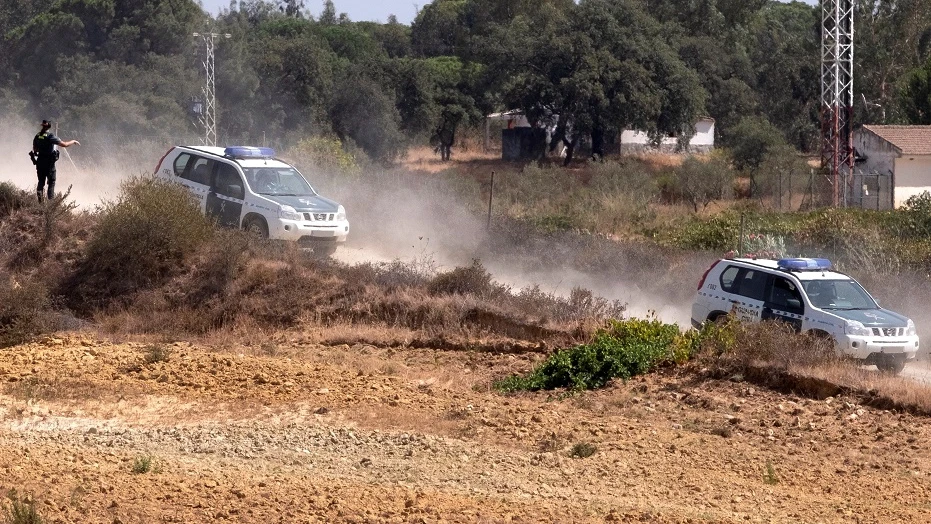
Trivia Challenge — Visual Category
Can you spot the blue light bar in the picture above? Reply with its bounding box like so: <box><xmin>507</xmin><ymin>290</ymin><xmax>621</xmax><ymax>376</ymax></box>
<box><xmin>777</xmin><ymin>258</ymin><xmax>832</xmax><ymax>271</ymax></box>
<box><xmin>224</xmin><ymin>146</ymin><xmax>275</xmax><ymax>158</ymax></box>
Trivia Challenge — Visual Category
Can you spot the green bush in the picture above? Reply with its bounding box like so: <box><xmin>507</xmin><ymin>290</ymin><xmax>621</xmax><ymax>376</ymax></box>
<box><xmin>63</xmin><ymin>176</ymin><xmax>212</xmax><ymax>310</ymax></box>
<box><xmin>496</xmin><ymin>317</ymin><xmax>701</xmax><ymax>392</ymax></box>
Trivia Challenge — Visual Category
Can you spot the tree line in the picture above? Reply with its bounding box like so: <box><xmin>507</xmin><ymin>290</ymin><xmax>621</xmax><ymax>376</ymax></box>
<box><xmin>1</xmin><ymin>0</ymin><xmax>930</xmax><ymax>163</ymax></box>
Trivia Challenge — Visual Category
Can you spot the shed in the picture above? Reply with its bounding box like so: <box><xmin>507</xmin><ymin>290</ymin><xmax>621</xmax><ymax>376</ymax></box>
<box><xmin>854</xmin><ymin>125</ymin><xmax>931</xmax><ymax>208</ymax></box>
<box><xmin>619</xmin><ymin>117</ymin><xmax>715</xmax><ymax>154</ymax></box>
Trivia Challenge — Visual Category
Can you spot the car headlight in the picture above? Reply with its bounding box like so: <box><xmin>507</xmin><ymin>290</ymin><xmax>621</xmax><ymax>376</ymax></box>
<box><xmin>278</xmin><ymin>205</ymin><xmax>301</xmax><ymax>221</ymax></box>
<box><xmin>907</xmin><ymin>319</ymin><xmax>918</xmax><ymax>336</ymax></box>
<box><xmin>336</xmin><ymin>205</ymin><xmax>347</xmax><ymax>222</ymax></box>
<box><xmin>845</xmin><ymin>320</ymin><xmax>872</xmax><ymax>337</ymax></box>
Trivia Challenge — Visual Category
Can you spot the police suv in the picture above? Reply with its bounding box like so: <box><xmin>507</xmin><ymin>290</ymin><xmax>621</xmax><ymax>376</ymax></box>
<box><xmin>154</xmin><ymin>146</ymin><xmax>349</xmax><ymax>256</ymax></box>
<box><xmin>691</xmin><ymin>257</ymin><xmax>919</xmax><ymax>374</ymax></box>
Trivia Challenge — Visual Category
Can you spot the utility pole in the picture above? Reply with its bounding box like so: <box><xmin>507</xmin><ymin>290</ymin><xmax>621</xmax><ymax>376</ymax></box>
<box><xmin>192</xmin><ymin>31</ymin><xmax>231</xmax><ymax>147</ymax></box>
<box><xmin>820</xmin><ymin>0</ymin><xmax>855</xmax><ymax>208</ymax></box>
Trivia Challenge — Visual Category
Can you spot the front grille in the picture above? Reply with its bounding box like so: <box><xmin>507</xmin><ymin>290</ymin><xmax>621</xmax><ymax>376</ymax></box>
<box><xmin>872</xmin><ymin>327</ymin><xmax>904</xmax><ymax>337</ymax></box>
<box><xmin>303</xmin><ymin>212</ymin><xmax>335</xmax><ymax>222</ymax></box>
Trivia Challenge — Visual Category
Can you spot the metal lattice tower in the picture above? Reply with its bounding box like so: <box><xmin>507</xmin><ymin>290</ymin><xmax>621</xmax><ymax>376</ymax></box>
<box><xmin>820</xmin><ymin>0</ymin><xmax>855</xmax><ymax>207</ymax></box>
<box><xmin>193</xmin><ymin>32</ymin><xmax>231</xmax><ymax>147</ymax></box>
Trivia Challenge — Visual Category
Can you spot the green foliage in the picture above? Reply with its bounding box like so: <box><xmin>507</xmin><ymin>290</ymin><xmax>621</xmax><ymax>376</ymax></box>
<box><xmin>496</xmin><ymin>317</ymin><xmax>693</xmax><ymax>392</ymax></box>
<box><xmin>131</xmin><ymin>454</ymin><xmax>159</xmax><ymax>474</ymax></box>
<box><xmin>728</xmin><ymin>116</ymin><xmax>787</xmax><ymax>172</ymax></box>
<box><xmin>289</xmin><ymin>136</ymin><xmax>363</xmax><ymax>178</ymax></box>
<box><xmin>3</xmin><ymin>490</ymin><xmax>42</xmax><ymax>524</ymax></box>
<box><xmin>764</xmin><ymin>460</ymin><xmax>779</xmax><ymax>485</ymax></box>
<box><xmin>64</xmin><ymin>177</ymin><xmax>212</xmax><ymax>311</ymax></box>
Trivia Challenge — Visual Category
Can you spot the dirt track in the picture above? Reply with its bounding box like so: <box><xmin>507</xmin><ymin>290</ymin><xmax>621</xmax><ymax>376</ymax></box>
<box><xmin>2</xmin><ymin>335</ymin><xmax>931</xmax><ymax>523</ymax></box>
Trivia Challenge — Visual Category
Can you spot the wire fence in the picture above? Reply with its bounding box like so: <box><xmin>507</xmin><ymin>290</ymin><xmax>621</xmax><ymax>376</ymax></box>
<box><xmin>754</xmin><ymin>168</ymin><xmax>892</xmax><ymax>211</ymax></box>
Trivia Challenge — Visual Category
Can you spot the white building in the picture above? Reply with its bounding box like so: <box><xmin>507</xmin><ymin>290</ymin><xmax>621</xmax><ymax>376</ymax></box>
<box><xmin>854</xmin><ymin>125</ymin><xmax>931</xmax><ymax>208</ymax></box>
<box><xmin>619</xmin><ymin>117</ymin><xmax>715</xmax><ymax>154</ymax></box>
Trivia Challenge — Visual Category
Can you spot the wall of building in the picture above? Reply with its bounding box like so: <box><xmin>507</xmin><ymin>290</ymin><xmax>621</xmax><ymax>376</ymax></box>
<box><xmin>893</xmin><ymin>156</ymin><xmax>931</xmax><ymax>206</ymax></box>
<box><xmin>853</xmin><ymin>130</ymin><xmax>897</xmax><ymax>178</ymax></box>
<box><xmin>619</xmin><ymin>119</ymin><xmax>715</xmax><ymax>152</ymax></box>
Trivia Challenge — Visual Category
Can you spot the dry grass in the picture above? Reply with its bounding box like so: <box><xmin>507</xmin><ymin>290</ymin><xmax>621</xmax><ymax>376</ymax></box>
<box><xmin>402</xmin><ymin>146</ymin><xmax>500</xmax><ymax>174</ymax></box>
<box><xmin>701</xmin><ymin>319</ymin><xmax>931</xmax><ymax>415</ymax></box>
<box><xmin>787</xmin><ymin>361</ymin><xmax>931</xmax><ymax>414</ymax></box>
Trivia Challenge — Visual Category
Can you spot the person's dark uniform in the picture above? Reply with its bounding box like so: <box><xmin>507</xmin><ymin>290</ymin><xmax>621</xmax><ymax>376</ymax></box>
<box><xmin>31</xmin><ymin>119</ymin><xmax>79</xmax><ymax>202</ymax></box>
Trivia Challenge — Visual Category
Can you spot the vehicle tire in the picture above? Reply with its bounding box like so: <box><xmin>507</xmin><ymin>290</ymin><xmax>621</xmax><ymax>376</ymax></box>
<box><xmin>243</xmin><ymin>216</ymin><xmax>269</xmax><ymax>239</ymax></box>
<box><xmin>876</xmin><ymin>355</ymin><xmax>906</xmax><ymax>376</ymax></box>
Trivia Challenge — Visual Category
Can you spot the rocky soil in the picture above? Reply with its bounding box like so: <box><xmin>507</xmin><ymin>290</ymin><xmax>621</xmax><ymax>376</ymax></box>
<box><xmin>1</xmin><ymin>334</ymin><xmax>931</xmax><ymax>523</ymax></box>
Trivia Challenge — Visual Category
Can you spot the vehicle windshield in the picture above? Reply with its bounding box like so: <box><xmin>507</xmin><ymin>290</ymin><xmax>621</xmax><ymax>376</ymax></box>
<box><xmin>243</xmin><ymin>167</ymin><xmax>317</xmax><ymax>196</ymax></box>
<box><xmin>802</xmin><ymin>279</ymin><xmax>878</xmax><ymax>310</ymax></box>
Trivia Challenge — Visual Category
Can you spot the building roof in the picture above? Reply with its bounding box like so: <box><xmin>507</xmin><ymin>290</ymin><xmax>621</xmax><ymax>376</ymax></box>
<box><xmin>861</xmin><ymin>125</ymin><xmax>931</xmax><ymax>155</ymax></box>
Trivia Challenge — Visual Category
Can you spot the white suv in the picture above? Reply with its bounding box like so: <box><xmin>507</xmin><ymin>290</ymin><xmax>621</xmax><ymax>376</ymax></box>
<box><xmin>691</xmin><ymin>257</ymin><xmax>919</xmax><ymax>374</ymax></box>
<box><xmin>154</xmin><ymin>146</ymin><xmax>349</xmax><ymax>256</ymax></box>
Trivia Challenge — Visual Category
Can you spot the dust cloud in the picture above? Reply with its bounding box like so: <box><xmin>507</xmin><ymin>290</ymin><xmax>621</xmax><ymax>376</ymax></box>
<box><xmin>324</xmin><ymin>167</ymin><xmax>704</xmax><ymax>327</ymax></box>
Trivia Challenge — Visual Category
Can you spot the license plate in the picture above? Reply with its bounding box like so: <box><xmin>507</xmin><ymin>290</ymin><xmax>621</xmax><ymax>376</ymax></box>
<box><xmin>881</xmin><ymin>346</ymin><xmax>905</xmax><ymax>353</ymax></box>
<box><xmin>310</xmin><ymin>230</ymin><xmax>336</xmax><ymax>237</ymax></box>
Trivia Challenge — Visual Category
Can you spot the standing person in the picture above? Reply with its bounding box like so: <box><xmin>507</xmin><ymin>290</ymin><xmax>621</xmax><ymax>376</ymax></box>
<box><xmin>31</xmin><ymin>119</ymin><xmax>80</xmax><ymax>202</ymax></box>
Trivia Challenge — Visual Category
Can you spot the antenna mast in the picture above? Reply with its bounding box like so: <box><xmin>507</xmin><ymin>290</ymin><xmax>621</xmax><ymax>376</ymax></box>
<box><xmin>820</xmin><ymin>0</ymin><xmax>855</xmax><ymax>207</ymax></box>
<box><xmin>193</xmin><ymin>32</ymin><xmax>231</xmax><ymax>147</ymax></box>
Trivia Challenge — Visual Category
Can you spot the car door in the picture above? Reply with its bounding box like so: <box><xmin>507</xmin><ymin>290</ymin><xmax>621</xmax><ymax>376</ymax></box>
<box><xmin>727</xmin><ymin>268</ymin><xmax>768</xmax><ymax>323</ymax></box>
<box><xmin>762</xmin><ymin>276</ymin><xmax>804</xmax><ymax>332</ymax></box>
<box><xmin>176</xmin><ymin>154</ymin><xmax>212</xmax><ymax>213</ymax></box>
<box><xmin>206</xmin><ymin>162</ymin><xmax>245</xmax><ymax>228</ymax></box>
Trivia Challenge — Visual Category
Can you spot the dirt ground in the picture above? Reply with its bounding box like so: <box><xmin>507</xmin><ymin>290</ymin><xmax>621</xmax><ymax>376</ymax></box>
<box><xmin>1</xmin><ymin>334</ymin><xmax>931</xmax><ymax>523</ymax></box>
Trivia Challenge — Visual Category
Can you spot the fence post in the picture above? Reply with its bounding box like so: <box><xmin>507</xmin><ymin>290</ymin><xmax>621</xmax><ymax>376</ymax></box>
<box><xmin>487</xmin><ymin>171</ymin><xmax>495</xmax><ymax>230</ymax></box>
<box><xmin>738</xmin><ymin>213</ymin><xmax>745</xmax><ymax>255</ymax></box>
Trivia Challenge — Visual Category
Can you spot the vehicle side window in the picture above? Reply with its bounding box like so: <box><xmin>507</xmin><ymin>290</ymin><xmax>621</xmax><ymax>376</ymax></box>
<box><xmin>215</xmin><ymin>163</ymin><xmax>245</xmax><ymax>199</ymax></box>
<box><xmin>173</xmin><ymin>153</ymin><xmax>192</xmax><ymax>177</ymax></box>
<box><xmin>182</xmin><ymin>157</ymin><xmax>213</xmax><ymax>185</ymax></box>
<box><xmin>769</xmin><ymin>277</ymin><xmax>804</xmax><ymax>313</ymax></box>
<box><xmin>736</xmin><ymin>269</ymin><xmax>768</xmax><ymax>301</ymax></box>
<box><xmin>719</xmin><ymin>266</ymin><xmax>740</xmax><ymax>292</ymax></box>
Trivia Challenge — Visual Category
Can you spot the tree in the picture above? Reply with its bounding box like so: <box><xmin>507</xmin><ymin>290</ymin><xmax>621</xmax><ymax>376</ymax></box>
<box><xmin>676</xmin><ymin>154</ymin><xmax>734</xmax><ymax>212</ymax></box>
<box><xmin>318</xmin><ymin>0</ymin><xmax>336</xmax><ymax>24</ymax></box>
<box><xmin>900</xmin><ymin>57</ymin><xmax>931</xmax><ymax>124</ymax></box>
<box><xmin>728</xmin><ymin>115</ymin><xmax>786</xmax><ymax>172</ymax></box>
<box><xmin>498</xmin><ymin>0</ymin><xmax>706</xmax><ymax>164</ymax></box>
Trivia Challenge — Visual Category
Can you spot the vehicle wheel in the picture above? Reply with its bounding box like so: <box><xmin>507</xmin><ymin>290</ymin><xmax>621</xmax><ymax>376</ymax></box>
<box><xmin>243</xmin><ymin>217</ymin><xmax>269</xmax><ymax>239</ymax></box>
<box><xmin>876</xmin><ymin>355</ymin><xmax>906</xmax><ymax>376</ymax></box>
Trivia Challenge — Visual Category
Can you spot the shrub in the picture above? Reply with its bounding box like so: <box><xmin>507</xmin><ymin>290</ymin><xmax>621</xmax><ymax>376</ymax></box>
<box><xmin>428</xmin><ymin>259</ymin><xmax>499</xmax><ymax>297</ymax></box>
<box><xmin>727</xmin><ymin>116</ymin><xmax>786</xmax><ymax>172</ymax></box>
<box><xmin>569</xmin><ymin>442</ymin><xmax>597</xmax><ymax>458</ymax></box>
<box><xmin>675</xmin><ymin>155</ymin><xmax>734</xmax><ymax>212</ymax></box>
<box><xmin>288</xmin><ymin>136</ymin><xmax>363</xmax><ymax>179</ymax></box>
<box><xmin>142</xmin><ymin>344</ymin><xmax>172</xmax><ymax>364</ymax></box>
<box><xmin>63</xmin><ymin>176</ymin><xmax>212</xmax><ymax>310</ymax></box>
<box><xmin>0</xmin><ymin>271</ymin><xmax>54</xmax><ymax>348</ymax></box>
<box><xmin>496</xmin><ymin>317</ymin><xmax>688</xmax><ymax>391</ymax></box>
<box><xmin>131</xmin><ymin>454</ymin><xmax>159</xmax><ymax>474</ymax></box>
<box><xmin>3</xmin><ymin>490</ymin><xmax>42</xmax><ymax>524</ymax></box>
<box><xmin>0</xmin><ymin>182</ymin><xmax>31</xmax><ymax>219</ymax></box>
<box><xmin>695</xmin><ymin>316</ymin><xmax>836</xmax><ymax>371</ymax></box>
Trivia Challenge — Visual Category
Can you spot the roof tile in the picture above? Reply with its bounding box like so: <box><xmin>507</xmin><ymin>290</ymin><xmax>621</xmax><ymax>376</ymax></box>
<box><xmin>861</xmin><ymin>125</ymin><xmax>931</xmax><ymax>155</ymax></box>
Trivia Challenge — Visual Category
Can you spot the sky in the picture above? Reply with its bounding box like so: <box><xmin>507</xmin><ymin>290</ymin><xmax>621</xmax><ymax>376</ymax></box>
<box><xmin>200</xmin><ymin>0</ymin><xmax>818</xmax><ymax>26</ymax></box>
